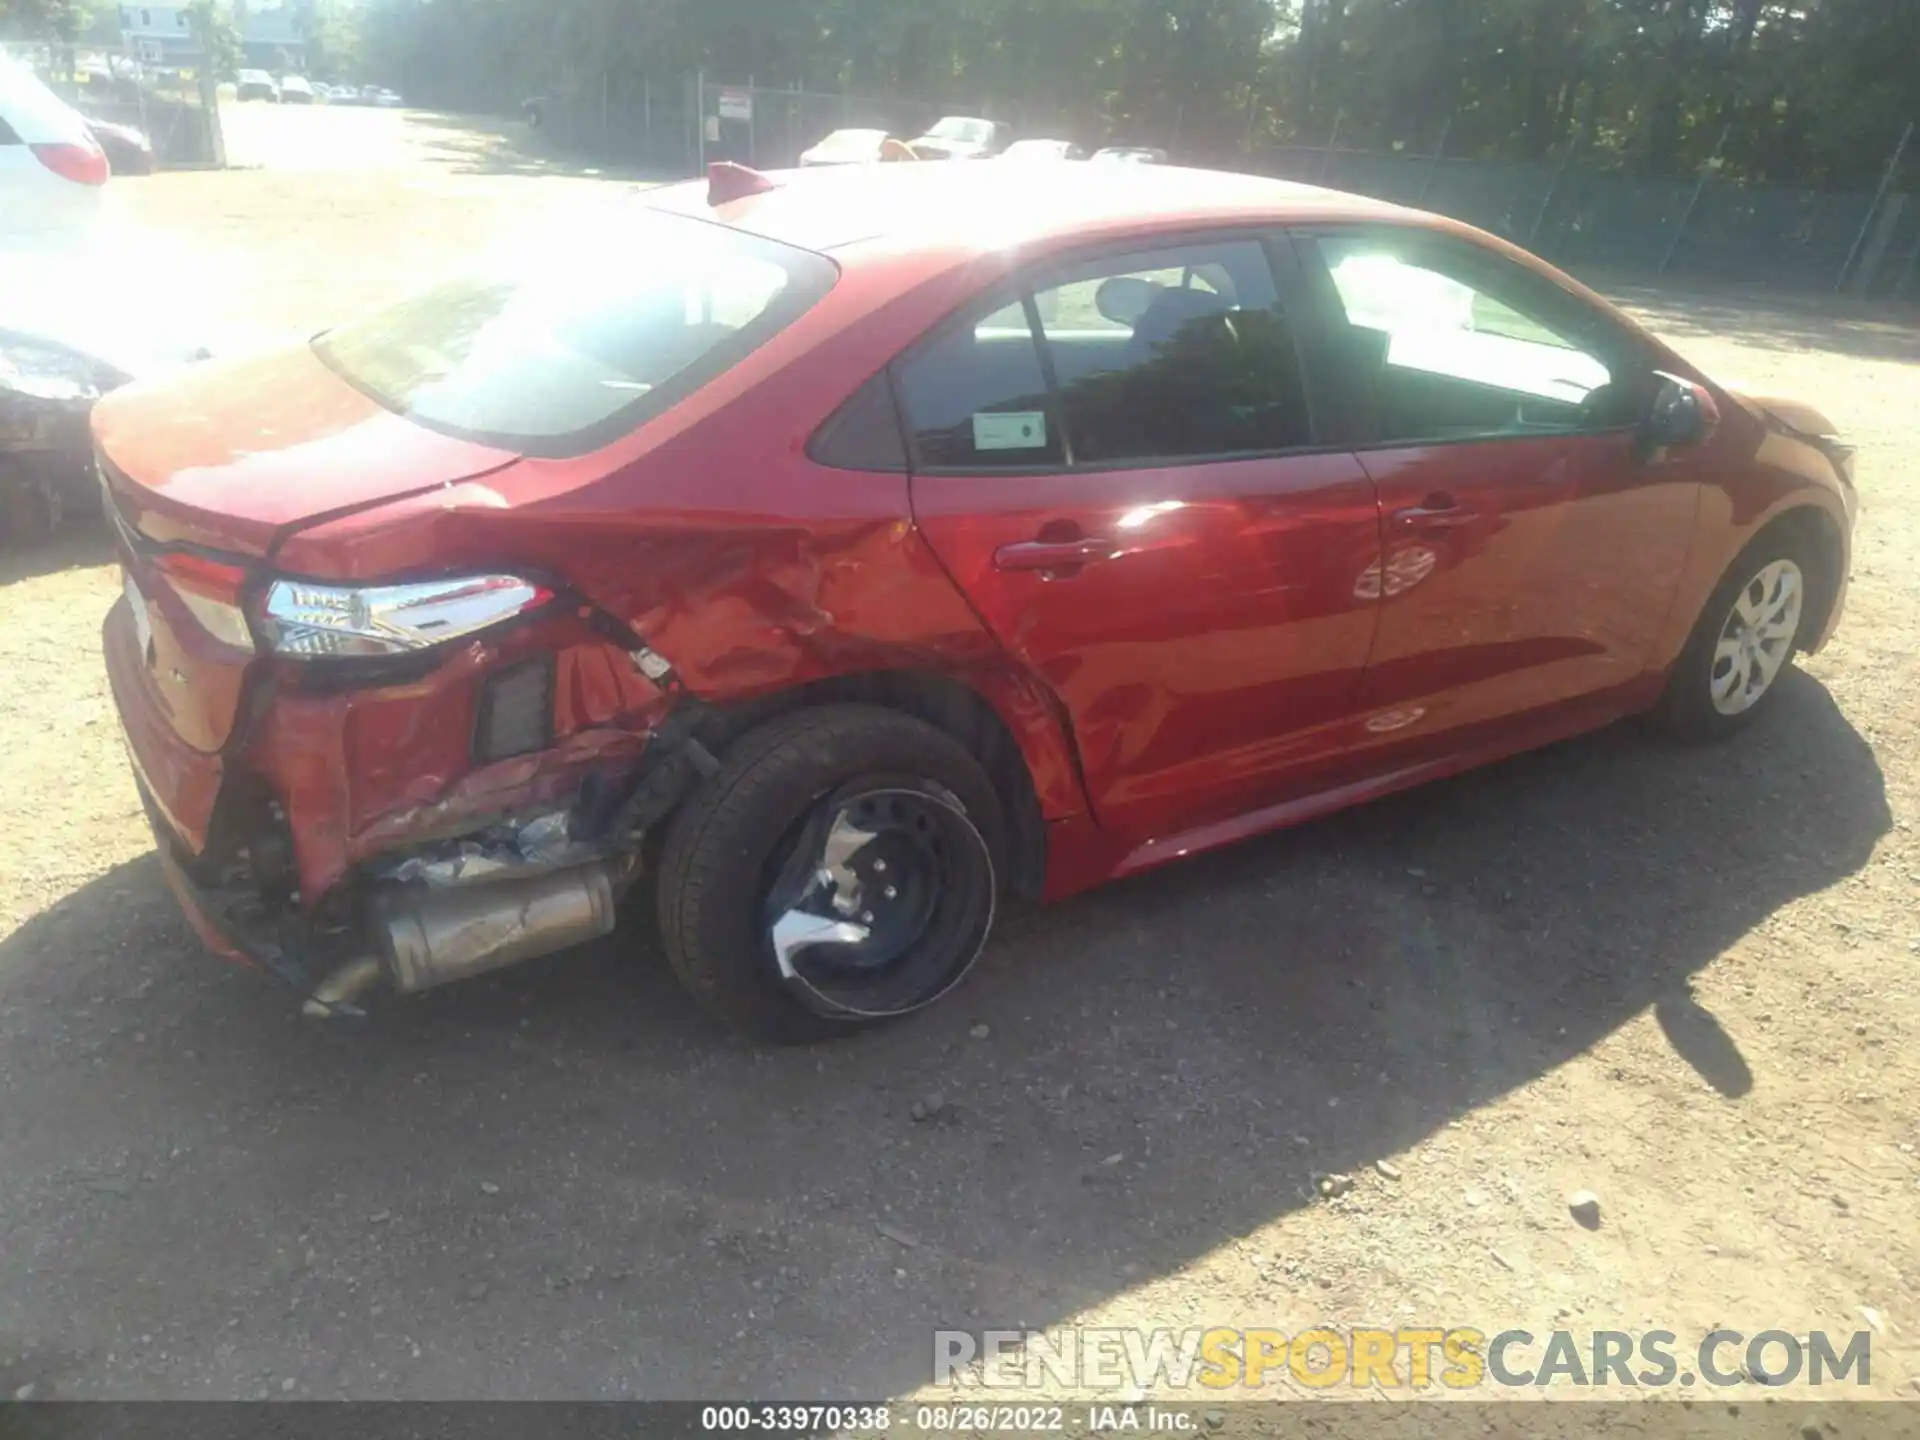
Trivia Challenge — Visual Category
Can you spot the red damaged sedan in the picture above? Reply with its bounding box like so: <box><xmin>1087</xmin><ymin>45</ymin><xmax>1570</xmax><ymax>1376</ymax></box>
<box><xmin>95</xmin><ymin>161</ymin><xmax>1856</xmax><ymax>1041</ymax></box>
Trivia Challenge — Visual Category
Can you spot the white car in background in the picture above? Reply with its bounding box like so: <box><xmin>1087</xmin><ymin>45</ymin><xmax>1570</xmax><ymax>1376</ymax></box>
<box><xmin>798</xmin><ymin>128</ymin><xmax>920</xmax><ymax>166</ymax></box>
<box><xmin>0</xmin><ymin>54</ymin><xmax>109</xmax><ymax>252</ymax></box>
<box><xmin>1001</xmin><ymin>138</ymin><xmax>1087</xmax><ymax>161</ymax></box>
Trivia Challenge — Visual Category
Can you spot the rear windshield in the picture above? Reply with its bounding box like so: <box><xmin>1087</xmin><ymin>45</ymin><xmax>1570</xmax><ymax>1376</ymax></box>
<box><xmin>312</xmin><ymin>207</ymin><xmax>838</xmax><ymax>457</ymax></box>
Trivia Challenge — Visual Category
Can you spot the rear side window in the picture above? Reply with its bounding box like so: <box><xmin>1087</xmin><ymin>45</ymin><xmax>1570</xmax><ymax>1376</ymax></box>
<box><xmin>893</xmin><ymin>290</ymin><xmax>1065</xmax><ymax>470</ymax></box>
<box><xmin>894</xmin><ymin>237</ymin><xmax>1312</xmax><ymax>472</ymax></box>
<box><xmin>808</xmin><ymin>369</ymin><xmax>908</xmax><ymax>472</ymax></box>
<box><xmin>312</xmin><ymin>208</ymin><xmax>837</xmax><ymax>458</ymax></box>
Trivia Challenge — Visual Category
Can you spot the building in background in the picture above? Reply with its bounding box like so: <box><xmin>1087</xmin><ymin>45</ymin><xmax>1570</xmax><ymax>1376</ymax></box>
<box><xmin>117</xmin><ymin>1</ymin><xmax>312</xmax><ymax>72</ymax></box>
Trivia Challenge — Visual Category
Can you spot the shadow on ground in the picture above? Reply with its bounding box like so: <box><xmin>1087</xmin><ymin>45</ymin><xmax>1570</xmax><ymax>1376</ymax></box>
<box><xmin>0</xmin><ymin>671</ymin><xmax>1889</xmax><ymax>1398</ymax></box>
<box><xmin>1601</xmin><ymin>274</ymin><xmax>1920</xmax><ymax>366</ymax></box>
<box><xmin>0</xmin><ymin>524</ymin><xmax>115</xmax><ymax>588</ymax></box>
<box><xmin>400</xmin><ymin>109</ymin><xmax>677</xmax><ymax>184</ymax></box>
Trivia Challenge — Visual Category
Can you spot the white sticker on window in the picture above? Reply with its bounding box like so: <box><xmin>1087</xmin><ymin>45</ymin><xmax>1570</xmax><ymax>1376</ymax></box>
<box><xmin>973</xmin><ymin>411</ymin><xmax>1048</xmax><ymax>451</ymax></box>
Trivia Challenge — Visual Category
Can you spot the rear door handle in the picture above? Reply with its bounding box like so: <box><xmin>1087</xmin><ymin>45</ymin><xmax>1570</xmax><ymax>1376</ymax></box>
<box><xmin>1390</xmin><ymin>502</ymin><xmax>1475</xmax><ymax>532</ymax></box>
<box><xmin>993</xmin><ymin>537</ymin><xmax>1116</xmax><ymax>571</ymax></box>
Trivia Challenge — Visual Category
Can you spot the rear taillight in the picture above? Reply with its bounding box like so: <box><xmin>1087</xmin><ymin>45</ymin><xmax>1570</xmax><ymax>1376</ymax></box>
<box><xmin>153</xmin><ymin>552</ymin><xmax>255</xmax><ymax>650</ymax></box>
<box><xmin>258</xmin><ymin>574</ymin><xmax>553</xmax><ymax>659</ymax></box>
<box><xmin>31</xmin><ymin>140</ymin><xmax>109</xmax><ymax>187</ymax></box>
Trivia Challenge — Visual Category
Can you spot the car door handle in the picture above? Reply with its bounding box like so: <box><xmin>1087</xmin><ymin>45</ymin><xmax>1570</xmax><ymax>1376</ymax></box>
<box><xmin>993</xmin><ymin>537</ymin><xmax>1115</xmax><ymax>571</ymax></box>
<box><xmin>1390</xmin><ymin>502</ymin><xmax>1476</xmax><ymax>531</ymax></box>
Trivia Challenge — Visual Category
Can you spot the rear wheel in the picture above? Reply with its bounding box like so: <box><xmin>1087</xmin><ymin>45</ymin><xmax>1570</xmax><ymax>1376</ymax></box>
<box><xmin>1654</xmin><ymin>528</ymin><xmax>1817</xmax><ymax>742</ymax></box>
<box><xmin>655</xmin><ymin>705</ymin><xmax>1004</xmax><ymax>1044</ymax></box>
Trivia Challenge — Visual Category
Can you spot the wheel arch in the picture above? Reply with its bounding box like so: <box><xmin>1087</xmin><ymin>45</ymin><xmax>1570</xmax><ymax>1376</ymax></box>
<box><xmin>1742</xmin><ymin>503</ymin><xmax>1847</xmax><ymax>653</ymax></box>
<box><xmin>682</xmin><ymin>668</ymin><xmax>1073</xmax><ymax>900</ymax></box>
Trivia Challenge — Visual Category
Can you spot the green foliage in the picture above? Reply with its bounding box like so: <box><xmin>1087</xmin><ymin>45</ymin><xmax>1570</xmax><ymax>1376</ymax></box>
<box><xmin>350</xmin><ymin>0</ymin><xmax>1919</xmax><ymax>186</ymax></box>
<box><xmin>304</xmin><ymin>0</ymin><xmax>362</xmax><ymax>81</ymax></box>
<box><xmin>0</xmin><ymin>0</ymin><xmax>86</xmax><ymax>41</ymax></box>
<box><xmin>184</xmin><ymin>0</ymin><xmax>241</xmax><ymax>81</ymax></box>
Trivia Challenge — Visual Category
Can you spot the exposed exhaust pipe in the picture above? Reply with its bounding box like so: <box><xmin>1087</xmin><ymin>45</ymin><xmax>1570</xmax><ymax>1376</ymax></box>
<box><xmin>376</xmin><ymin>864</ymin><xmax>617</xmax><ymax>994</ymax></box>
<box><xmin>301</xmin><ymin>954</ymin><xmax>385</xmax><ymax>1017</ymax></box>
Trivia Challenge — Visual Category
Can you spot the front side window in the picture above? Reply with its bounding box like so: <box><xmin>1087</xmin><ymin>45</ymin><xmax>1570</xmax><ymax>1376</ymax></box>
<box><xmin>1308</xmin><ymin>231</ymin><xmax>1643</xmax><ymax>444</ymax></box>
<box><xmin>896</xmin><ymin>237</ymin><xmax>1311</xmax><ymax>471</ymax></box>
<box><xmin>313</xmin><ymin>208</ymin><xmax>836</xmax><ymax>457</ymax></box>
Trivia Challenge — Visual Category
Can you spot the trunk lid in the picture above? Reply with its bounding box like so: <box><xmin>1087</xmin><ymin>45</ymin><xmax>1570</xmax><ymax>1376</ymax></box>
<box><xmin>92</xmin><ymin>341</ymin><xmax>519</xmax><ymax>556</ymax></box>
<box><xmin>96</xmin><ymin>342</ymin><xmax>520</xmax><ymax>755</ymax></box>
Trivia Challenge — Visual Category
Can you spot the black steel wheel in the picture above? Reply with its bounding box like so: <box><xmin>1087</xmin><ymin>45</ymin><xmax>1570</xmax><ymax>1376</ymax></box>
<box><xmin>656</xmin><ymin>705</ymin><xmax>1006</xmax><ymax>1044</ymax></box>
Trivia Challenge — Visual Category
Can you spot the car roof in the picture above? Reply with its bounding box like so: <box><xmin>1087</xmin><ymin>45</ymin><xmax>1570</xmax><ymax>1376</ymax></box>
<box><xmin>645</xmin><ymin>161</ymin><xmax>1421</xmax><ymax>260</ymax></box>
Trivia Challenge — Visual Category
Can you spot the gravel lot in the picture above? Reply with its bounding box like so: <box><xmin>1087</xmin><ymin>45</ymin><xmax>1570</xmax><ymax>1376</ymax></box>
<box><xmin>1</xmin><ymin>106</ymin><xmax>1916</xmax><ymax>1406</ymax></box>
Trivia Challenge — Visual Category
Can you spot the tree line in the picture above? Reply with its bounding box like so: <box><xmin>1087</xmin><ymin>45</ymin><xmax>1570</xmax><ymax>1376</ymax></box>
<box><xmin>7</xmin><ymin>0</ymin><xmax>1915</xmax><ymax>188</ymax></box>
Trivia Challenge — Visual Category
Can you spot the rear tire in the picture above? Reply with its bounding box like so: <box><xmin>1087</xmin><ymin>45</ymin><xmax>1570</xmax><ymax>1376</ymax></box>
<box><xmin>655</xmin><ymin>705</ymin><xmax>1006</xmax><ymax>1044</ymax></box>
<box><xmin>1653</xmin><ymin>526</ymin><xmax>1820</xmax><ymax>743</ymax></box>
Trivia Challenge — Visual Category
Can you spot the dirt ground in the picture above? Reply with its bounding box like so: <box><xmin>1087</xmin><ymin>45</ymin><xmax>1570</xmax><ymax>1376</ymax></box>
<box><xmin>0</xmin><ymin>107</ymin><xmax>1916</xmax><ymax>1409</ymax></box>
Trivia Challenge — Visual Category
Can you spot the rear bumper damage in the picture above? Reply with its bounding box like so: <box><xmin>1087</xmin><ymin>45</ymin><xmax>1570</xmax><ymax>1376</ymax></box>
<box><xmin>107</xmin><ymin>594</ymin><xmax>719</xmax><ymax>1016</ymax></box>
<box><xmin>138</xmin><ymin>777</ymin><xmax>628</xmax><ymax>1015</ymax></box>
<box><xmin>134</xmin><ymin>730</ymin><xmax>717</xmax><ymax>1016</ymax></box>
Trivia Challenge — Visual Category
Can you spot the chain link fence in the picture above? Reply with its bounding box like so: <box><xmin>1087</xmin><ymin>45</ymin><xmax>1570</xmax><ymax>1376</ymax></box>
<box><xmin>534</xmin><ymin>73</ymin><xmax>974</xmax><ymax>174</ymax></box>
<box><xmin>3</xmin><ymin>39</ymin><xmax>220</xmax><ymax>168</ymax></box>
<box><xmin>495</xmin><ymin>71</ymin><xmax>1920</xmax><ymax>300</ymax></box>
<box><xmin>1251</xmin><ymin>141</ymin><xmax>1917</xmax><ymax>297</ymax></box>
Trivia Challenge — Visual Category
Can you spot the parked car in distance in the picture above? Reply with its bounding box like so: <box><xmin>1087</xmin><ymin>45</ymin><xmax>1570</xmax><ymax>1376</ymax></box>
<box><xmin>1</xmin><ymin>55</ymin><xmax>109</xmax><ymax>251</ymax></box>
<box><xmin>1001</xmin><ymin>138</ymin><xmax>1086</xmax><ymax>161</ymax></box>
<box><xmin>235</xmin><ymin>69</ymin><xmax>279</xmax><ymax>102</ymax></box>
<box><xmin>798</xmin><ymin>128</ymin><xmax>918</xmax><ymax>166</ymax></box>
<box><xmin>85</xmin><ymin>117</ymin><xmax>154</xmax><ymax>175</ymax></box>
<box><xmin>95</xmin><ymin>160</ymin><xmax>1856</xmax><ymax>1045</ymax></box>
<box><xmin>907</xmin><ymin>114</ymin><xmax>1007</xmax><ymax>159</ymax></box>
<box><xmin>1091</xmin><ymin>145</ymin><xmax>1168</xmax><ymax>164</ymax></box>
<box><xmin>2</xmin><ymin>254</ymin><xmax>210</xmax><ymax>545</ymax></box>
<box><xmin>370</xmin><ymin>86</ymin><xmax>404</xmax><ymax>107</ymax></box>
<box><xmin>277</xmin><ymin>74</ymin><xmax>315</xmax><ymax>104</ymax></box>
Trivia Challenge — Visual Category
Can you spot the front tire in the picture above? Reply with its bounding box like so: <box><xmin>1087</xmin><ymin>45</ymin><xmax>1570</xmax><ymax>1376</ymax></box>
<box><xmin>1654</xmin><ymin>527</ymin><xmax>1818</xmax><ymax>743</ymax></box>
<box><xmin>655</xmin><ymin>705</ymin><xmax>1005</xmax><ymax>1044</ymax></box>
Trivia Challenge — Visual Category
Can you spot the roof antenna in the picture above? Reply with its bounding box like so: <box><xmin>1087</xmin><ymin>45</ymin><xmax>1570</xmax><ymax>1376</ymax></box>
<box><xmin>708</xmin><ymin>161</ymin><xmax>778</xmax><ymax>205</ymax></box>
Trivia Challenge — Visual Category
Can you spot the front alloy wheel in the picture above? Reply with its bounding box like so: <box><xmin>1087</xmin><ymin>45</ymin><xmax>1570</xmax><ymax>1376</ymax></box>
<box><xmin>1709</xmin><ymin>558</ymin><xmax>1804</xmax><ymax>716</ymax></box>
<box><xmin>1654</xmin><ymin>525</ymin><xmax>1820</xmax><ymax>743</ymax></box>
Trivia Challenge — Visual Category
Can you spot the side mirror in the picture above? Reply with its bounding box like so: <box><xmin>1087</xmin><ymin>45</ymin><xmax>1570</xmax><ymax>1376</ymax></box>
<box><xmin>1638</xmin><ymin>372</ymin><xmax>1720</xmax><ymax>460</ymax></box>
